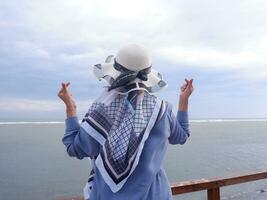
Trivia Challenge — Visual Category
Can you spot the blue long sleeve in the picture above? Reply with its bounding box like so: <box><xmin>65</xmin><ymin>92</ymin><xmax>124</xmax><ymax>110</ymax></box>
<box><xmin>61</xmin><ymin>100</ymin><xmax>191</xmax><ymax>200</ymax></box>
<box><xmin>62</xmin><ymin>116</ymin><xmax>100</xmax><ymax>159</ymax></box>
<box><xmin>167</xmin><ymin>105</ymin><xmax>190</xmax><ymax>145</ymax></box>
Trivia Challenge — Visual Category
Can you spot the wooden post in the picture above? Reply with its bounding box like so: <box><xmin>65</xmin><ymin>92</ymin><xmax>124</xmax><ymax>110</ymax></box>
<box><xmin>207</xmin><ymin>187</ymin><xmax>220</xmax><ymax>200</ymax></box>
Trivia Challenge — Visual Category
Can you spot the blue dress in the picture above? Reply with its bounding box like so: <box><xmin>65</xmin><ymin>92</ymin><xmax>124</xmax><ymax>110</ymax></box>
<box><xmin>62</xmin><ymin>101</ymin><xmax>190</xmax><ymax>200</ymax></box>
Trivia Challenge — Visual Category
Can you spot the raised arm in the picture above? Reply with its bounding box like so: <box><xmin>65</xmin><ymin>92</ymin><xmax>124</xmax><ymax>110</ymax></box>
<box><xmin>58</xmin><ymin>82</ymin><xmax>100</xmax><ymax>159</ymax></box>
<box><xmin>168</xmin><ymin>78</ymin><xmax>194</xmax><ymax>145</ymax></box>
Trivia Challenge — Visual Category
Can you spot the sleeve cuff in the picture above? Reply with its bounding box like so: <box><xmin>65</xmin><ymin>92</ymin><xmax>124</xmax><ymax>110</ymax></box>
<box><xmin>65</xmin><ymin>116</ymin><xmax>80</xmax><ymax>131</ymax></box>
<box><xmin>177</xmin><ymin>111</ymin><xmax>188</xmax><ymax>123</ymax></box>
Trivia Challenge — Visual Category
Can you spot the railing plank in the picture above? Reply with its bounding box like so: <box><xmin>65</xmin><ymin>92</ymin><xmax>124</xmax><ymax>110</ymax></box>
<box><xmin>171</xmin><ymin>170</ymin><xmax>267</xmax><ymax>195</ymax></box>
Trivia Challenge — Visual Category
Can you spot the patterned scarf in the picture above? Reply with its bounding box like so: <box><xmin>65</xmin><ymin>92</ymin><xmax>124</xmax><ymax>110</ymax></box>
<box><xmin>81</xmin><ymin>87</ymin><xmax>162</xmax><ymax>193</ymax></box>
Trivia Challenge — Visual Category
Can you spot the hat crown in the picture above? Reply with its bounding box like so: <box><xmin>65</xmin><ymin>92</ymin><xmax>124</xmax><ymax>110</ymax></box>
<box><xmin>116</xmin><ymin>44</ymin><xmax>152</xmax><ymax>71</ymax></box>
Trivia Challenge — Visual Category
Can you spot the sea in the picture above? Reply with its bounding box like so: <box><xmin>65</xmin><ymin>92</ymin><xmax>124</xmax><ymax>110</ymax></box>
<box><xmin>0</xmin><ymin>119</ymin><xmax>267</xmax><ymax>200</ymax></box>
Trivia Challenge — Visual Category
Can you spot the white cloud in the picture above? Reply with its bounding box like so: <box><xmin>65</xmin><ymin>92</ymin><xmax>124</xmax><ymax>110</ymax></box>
<box><xmin>58</xmin><ymin>48</ymin><xmax>106</xmax><ymax>64</ymax></box>
<box><xmin>156</xmin><ymin>47</ymin><xmax>263</xmax><ymax>69</ymax></box>
<box><xmin>0</xmin><ymin>98</ymin><xmax>92</xmax><ymax>113</ymax></box>
<box><xmin>155</xmin><ymin>46</ymin><xmax>267</xmax><ymax>80</ymax></box>
<box><xmin>2</xmin><ymin>0</ymin><xmax>265</xmax><ymax>79</ymax></box>
<box><xmin>0</xmin><ymin>98</ymin><xmax>59</xmax><ymax>112</ymax></box>
<box><xmin>2</xmin><ymin>40</ymin><xmax>51</xmax><ymax>60</ymax></box>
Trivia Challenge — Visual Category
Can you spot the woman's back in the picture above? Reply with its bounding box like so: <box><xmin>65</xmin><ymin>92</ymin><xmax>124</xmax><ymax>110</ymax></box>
<box><xmin>58</xmin><ymin>44</ymin><xmax>194</xmax><ymax>200</ymax></box>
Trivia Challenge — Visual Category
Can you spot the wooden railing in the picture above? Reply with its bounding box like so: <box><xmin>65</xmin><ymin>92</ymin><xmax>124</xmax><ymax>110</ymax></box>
<box><xmin>56</xmin><ymin>170</ymin><xmax>267</xmax><ymax>200</ymax></box>
<box><xmin>171</xmin><ymin>170</ymin><xmax>267</xmax><ymax>200</ymax></box>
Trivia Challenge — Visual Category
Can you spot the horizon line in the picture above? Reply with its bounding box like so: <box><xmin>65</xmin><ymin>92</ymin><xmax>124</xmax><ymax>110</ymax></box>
<box><xmin>1</xmin><ymin>118</ymin><xmax>267</xmax><ymax>125</ymax></box>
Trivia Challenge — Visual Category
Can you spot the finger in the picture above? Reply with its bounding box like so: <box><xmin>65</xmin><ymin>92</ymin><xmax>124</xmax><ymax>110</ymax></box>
<box><xmin>181</xmin><ymin>83</ymin><xmax>187</xmax><ymax>87</ymax></box>
<box><xmin>58</xmin><ymin>86</ymin><xmax>64</xmax><ymax>93</ymax></box>
<box><xmin>180</xmin><ymin>83</ymin><xmax>186</xmax><ymax>90</ymax></box>
<box><xmin>185</xmin><ymin>83</ymin><xmax>192</xmax><ymax>91</ymax></box>
<box><xmin>66</xmin><ymin>82</ymin><xmax>70</xmax><ymax>87</ymax></box>
<box><xmin>58</xmin><ymin>87</ymin><xmax>65</xmax><ymax>97</ymax></box>
<box><xmin>189</xmin><ymin>84</ymin><xmax>194</xmax><ymax>92</ymax></box>
<box><xmin>186</xmin><ymin>79</ymin><xmax>193</xmax><ymax>88</ymax></box>
<box><xmin>182</xmin><ymin>79</ymin><xmax>188</xmax><ymax>89</ymax></box>
<box><xmin>190</xmin><ymin>79</ymin><xmax>193</xmax><ymax>84</ymax></box>
<box><xmin>57</xmin><ymin>92</ymin><xmax>63</xmax><ymax>99</ymax></box>
<box><xmin>62</xmin><ymin>82</ymin><xmax>68</xmax><ymax>91</ymax></box>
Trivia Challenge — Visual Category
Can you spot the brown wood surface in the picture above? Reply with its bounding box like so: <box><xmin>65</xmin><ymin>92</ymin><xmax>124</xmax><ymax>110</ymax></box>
<box><xmin>207</xmin><ymin>188</ymin><xmax>220</xmax><ymax>200</ymax></box>
<box><xmin>171</xmin><ymin>170</ymin><xmax>267</xmax><ymax>195</ymax></box>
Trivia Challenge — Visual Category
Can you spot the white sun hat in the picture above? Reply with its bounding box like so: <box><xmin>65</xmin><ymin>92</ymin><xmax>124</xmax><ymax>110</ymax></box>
<box><xmin>93</xmin><ymin>44</ymin><xmax>167</xmax><ymax>93</ymax></box>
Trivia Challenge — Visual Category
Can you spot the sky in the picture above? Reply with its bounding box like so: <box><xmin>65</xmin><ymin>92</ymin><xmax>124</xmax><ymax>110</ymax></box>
<box><xmin>0</xmin><ymin>0</ymin><xmax>267</xmax><ymax>120</ymax></box>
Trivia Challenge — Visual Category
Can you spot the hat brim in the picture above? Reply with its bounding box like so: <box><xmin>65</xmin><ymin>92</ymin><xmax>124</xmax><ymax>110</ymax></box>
<box><xmin>92</xmin><ymin>56</ymin><xmax>167</xmax><ymax>93</ymax></box>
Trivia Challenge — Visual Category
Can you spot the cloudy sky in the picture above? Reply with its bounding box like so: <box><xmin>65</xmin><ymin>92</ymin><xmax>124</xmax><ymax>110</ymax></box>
<box><xmin>1</xmin><ymin>0</ymin><xmax>267</xmax><ymax>120</ymax></box>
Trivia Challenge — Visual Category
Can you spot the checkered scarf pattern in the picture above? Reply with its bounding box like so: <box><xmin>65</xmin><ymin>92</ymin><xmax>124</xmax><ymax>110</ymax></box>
<box><xmin>84</xmin><ymin>89</ymin><xmax>157</xmax><ymax>185</ymax></box>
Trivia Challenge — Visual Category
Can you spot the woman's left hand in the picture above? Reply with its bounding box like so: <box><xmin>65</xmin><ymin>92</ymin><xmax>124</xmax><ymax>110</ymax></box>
<box><xmin>178</xmin><ymin>79</ymin><xmax>194</xmax><ymax>111</ymax></box>
<box><xmin>180</xmin><ymin>79</ymin><xmax>194</xmax><ymax>100</ymax></box>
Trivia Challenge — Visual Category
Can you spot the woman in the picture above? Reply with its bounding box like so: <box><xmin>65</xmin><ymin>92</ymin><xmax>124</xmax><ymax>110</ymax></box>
<box><xmin>58</xmin><ymin>44</ymin><xmax>194</xmax><ymax>200</ymax></box>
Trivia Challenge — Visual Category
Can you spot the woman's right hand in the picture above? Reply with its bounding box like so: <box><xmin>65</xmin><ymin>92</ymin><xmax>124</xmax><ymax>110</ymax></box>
<box><xmin>57</xmin><ymin>82</ymin><xmax>76</xmax><ymax>110</ymax></box>
<box><xmin>178</xmin><ymin>78</ymin><xmax>194</xmax><ymax>112</ymax></box>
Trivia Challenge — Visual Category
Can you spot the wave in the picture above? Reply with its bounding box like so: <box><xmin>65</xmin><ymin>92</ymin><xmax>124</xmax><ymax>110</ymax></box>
<box><xmin>190</xmin><ymin>119</ymin><xmax>267</xmax><ymax>123</ymax></box>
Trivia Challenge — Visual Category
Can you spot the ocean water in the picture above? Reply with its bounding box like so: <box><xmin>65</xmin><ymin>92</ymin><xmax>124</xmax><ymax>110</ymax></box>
<box><xmin>0</xmin><ymin>120</ymin><xmax>267</xmax><ymax>200</ymax></box>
